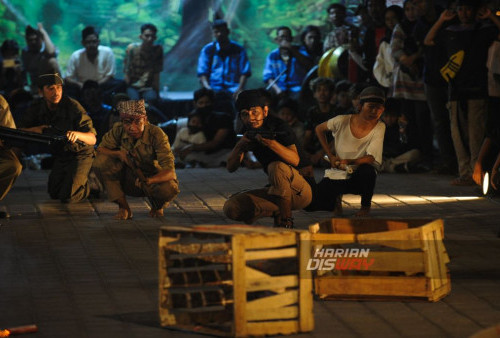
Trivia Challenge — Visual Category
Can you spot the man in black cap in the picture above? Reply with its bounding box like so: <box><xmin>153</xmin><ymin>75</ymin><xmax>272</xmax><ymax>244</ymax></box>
<box><xmin>313</xmin><ymin>86</ymin><xmax>386</xmax><ymax>216</ymax></box>
<box><xmin>223</xmin><ymin>89</ymin><xmax>313</xmax><ymax>228</ymax></box>
<box><xmin>18</xmin><ymin>73</ymin><xmax>97</xmax><ymax>202</ymax></box>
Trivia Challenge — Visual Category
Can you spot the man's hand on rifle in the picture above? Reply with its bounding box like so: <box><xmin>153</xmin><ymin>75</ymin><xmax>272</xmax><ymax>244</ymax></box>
<box><xmin>254</xmin><ymin>133</ymin><xmax>275</xmax><ymax>148</ymax></box>
<box><xmin>117</xmin><ymin>149</ymin><xmax>132</xmax><ymax>166</ymax></box>
<box><xmin>66</xmin><ymin>130</ymin><xmax>84</xmax><ymax>144</ymax></box>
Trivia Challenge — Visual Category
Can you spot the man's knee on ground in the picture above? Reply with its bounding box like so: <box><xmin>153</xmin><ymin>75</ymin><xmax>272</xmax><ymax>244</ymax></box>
<box><xmin>223</xmin><ymin>194</ymin><xmax>255</xmax><ymax>223</ymax></box>
<box><xmin>155</xmin><ymin>180</ymin><xmax>180</xmax><ymax>203</ymax></box>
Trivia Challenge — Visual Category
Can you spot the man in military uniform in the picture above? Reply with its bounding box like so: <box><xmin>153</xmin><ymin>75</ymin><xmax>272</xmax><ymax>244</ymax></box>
<box><xmin>93</xmin><ymin>99</ymin><xmax>179</xmax><ymax>220</ymax></box>
<box><xmin>19</xmin><ymin>73</ymin><xmax>96</xmax><ymax>203</ymax></box>
<box><xmin>0</xmin><ymin>95</ymin><xmax>23</xmax><ymax>218</ymax></box>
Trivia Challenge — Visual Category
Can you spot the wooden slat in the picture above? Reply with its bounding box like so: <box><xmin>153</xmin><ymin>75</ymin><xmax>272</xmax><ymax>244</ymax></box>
<box><xmin>244</xmin><ymin>247</ymin><xmax>297</xmax><ymax>261</ymax></box>
<box><xmin>231</xmin><ymin>235</ymin><xmax>247</xmax><ymax>337</ymax></box>
<box><xmin>360</xmin><ymin>252</ymin><xmax>425</xmax><ymax>273</ymax></box>
<box><xmin>246</xmin><ymin>305</ymin><xmax>298</xmax><ymax>321</ymax></box>
<box><xmin>309</xmin><ymin>233</ymin><xmax>357</xmax><ymax>244</ymax></box>
<box><xmin>315</xmin><ymin>276</ymin><xmax>430</xmax><ymax>298</ymax></box>
<box><xmin>246</xmin><ymin>321</ymin><xmax>301</xmax><ymax>336</ymax></box>
<box><xmin>245</xmin><ymin>266</ymin><xmax>270</xmax><ymax>279</ymax></box>
<box><xmin>243</xmin><ymin>232</ymin><xmax>298</xmax><ymax>249</ymax></box>
<box><xmin>246</xmin><ymin>290</ymin><xmax>298</xmax><ymax>311</ymax></box>
<box><xmin>165</xmin><ymin>242</ymin><xmax>230</xmax><ymax>255</ymax></box>
<box><xmin>246</xmin><ymin>275</ymin><xmax>298</xmax><ymax>292</ymax></box>
<box><xmin>357</xmin><ymin>227</ymin><xmax>423</xmax><ymax>250</ymax></box>
<box><xmin>298</xmin><ymin>232</ymin><xmax>314</xmax><ymax>332</ymax></box>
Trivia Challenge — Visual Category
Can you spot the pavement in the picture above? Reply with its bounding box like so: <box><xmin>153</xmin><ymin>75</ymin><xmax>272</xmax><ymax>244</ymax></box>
<box><xmin>0</xmin><ymin>167</ymin><xmax>499</xmax><ymax>338</ymax></box>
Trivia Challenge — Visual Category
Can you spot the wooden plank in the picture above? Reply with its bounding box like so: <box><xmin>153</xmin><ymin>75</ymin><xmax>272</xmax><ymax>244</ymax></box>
<box><xmin>246</xmin><ymin>305</ymin><xmax>298</xmax><ymax>321</ymax></box>
<box><xmin>246</xmin><ymin>275</ymin><xmax>298</xmax><ymax>292</ymax></box>
<box><xmin>165</xmin><ymin>242</ymin><xmax>231</xmax><ymax>255</ymax></box>
<box><xmin>309</xmin><ymin>233</ymin><xmax>357</xmax><ymax>244</ymax></box>
<box><xmin>357</xmin><ymin>227</ymin><xmax>423</xmax><ymax>250</ymax></box>
<box><xmin>243</xmin><ymin>232</ymin><xmax>298</xmax><ymax>249</ymax></box>
<box><xmin>298</xmin><ymin>232</ymin><xmax>314</xmax><ymax>332</ymax></box>
<box><xmin>245</xmin><ymin>266</ymin><xmax>270</xmax><ymax>279</ymax></box>
<box><xmin>231</xmin><ymin>235</ymin><xmax>247</xmax><ymax>337</ymax></box>
<box><xmin>246</xmin><ymin>321</ymin><xmax>301</xmax><ymax>336</ymax></box>
<box><xmin>360</xmin><ymin>252</ymin><xmax>425</xmax><ymax>273</ymax></box>
<box><xmin>159</xmin><ymin>245</ymin><xmax>177</xmax><ymax>326</ymax></box>
<box><xmin>246</xmin><ymin>290</ymin><xmax>298</xmax><ymax>311</ymax></box>
<box><xmin>244</xmin><ymin>247</ymin><xmax>297</xmax><ymax>261</ymax></box>
<box><xmin>315</xmin><ymin>276</ymin><xmax>430</xmax><ymax>298</ymax></box>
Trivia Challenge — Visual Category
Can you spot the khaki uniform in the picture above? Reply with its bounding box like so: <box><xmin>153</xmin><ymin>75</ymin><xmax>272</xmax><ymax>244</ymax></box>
<box><xmin>20</xmin><ymin>96</ymin><xmax>96</xmax><ymax>202</ymax></box>
<box><xmin>0</xmin><ymin>95</ymin><xmax>22</xmax><ymax>200</ymax></box>
<box><xmin>223</xmin><ymin>161</ymin><xmax>312</xmax><ymax>224</ymax></box>
<box><xmin>93</xmin><ymin>122</ymin><xmax>179</xmax><ymax>207</ymax></box>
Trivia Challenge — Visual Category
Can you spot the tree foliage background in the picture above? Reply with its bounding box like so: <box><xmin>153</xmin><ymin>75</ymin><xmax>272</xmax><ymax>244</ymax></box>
<box><xmin>0</xmin><ymin>0</ymin><xmax>363</xmax><ymax>91</ymax></box>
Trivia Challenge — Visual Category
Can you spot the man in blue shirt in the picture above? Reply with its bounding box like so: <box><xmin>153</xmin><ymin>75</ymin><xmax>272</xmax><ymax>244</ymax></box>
<box><xmin>197</xmin><ymin>20</ymin><xmax>251</xmax><ymax>99</ymax></box>
<box><xmin>263</xmin><ymin>26</ymin><xmax>314</xmax><ymax>100</ymax></box>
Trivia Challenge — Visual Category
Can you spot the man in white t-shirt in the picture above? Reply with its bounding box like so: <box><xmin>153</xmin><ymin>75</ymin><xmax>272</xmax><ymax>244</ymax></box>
<box><xmin>65</xmin><ymin>26</ymin><xmax>125</xmax><ymax>104</ymax></box>
<box><xmin>312</xmin><ymin>86</ymin><xmax>386</xmax><ymax>216</ymax></box>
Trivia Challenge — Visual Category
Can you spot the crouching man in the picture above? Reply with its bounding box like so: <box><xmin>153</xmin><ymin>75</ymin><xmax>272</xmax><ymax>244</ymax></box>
<box><xmin>93</xmin><ymin>99</ymin><xmax>179</xmax><ymax>219</ymax></box>
<box><xmin>223</xmin><ymin>89</ymin><xmax>313</xmax><ymax>228</ymax></box>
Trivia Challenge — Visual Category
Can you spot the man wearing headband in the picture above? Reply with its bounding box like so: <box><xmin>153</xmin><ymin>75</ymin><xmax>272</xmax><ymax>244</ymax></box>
<box><xmin>312</xmin><ymin>86</ymin><xmax>386</xmax><ymax>216</ymax></box>
<box><xmin>18</xmin><ymin>73</ymin><xmax>96</xmax><ymax>203</ymax></box>
<box><xmin>223</xmin><ymin>89</ymin><xmax>313</xmax><ymax>228</ymax></box>
<box><xmin>93</xmin><ymin>99</ymin><xmax>179</xmax><ymax>219</ymax></box>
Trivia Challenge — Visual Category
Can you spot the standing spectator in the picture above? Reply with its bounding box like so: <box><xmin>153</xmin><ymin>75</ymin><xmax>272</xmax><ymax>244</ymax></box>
<box><xmin>21</xmin><ymin>23</ymin><xmax>60</xmax><ymax>96</ymax></box>
<box><xmin>414</xmin><ymin>0</ymin><xmax>457</xmax><ymax>175</ymax></box>
<box><xmin>373</xmin><ymin>5</ymin><xmax>404</xmax><ymax>88</ymax></box>
<box><xmin>263</xmin><ymin>26</ymin><xmax>314</xmax><ymax>100</ymax></box>
<box><xmin>0</xmin><ymin>95</ymin><xmax>23</xmax><ymax>218</ymax></box>
<box><xmin>323</xmin><ymin>4</ymin><xmax>359</xmax><ymax>52</ymax></box>
<box><xmin>361</xmin><ymin>0</ymin><xmax>387</xmax><ymax>80</ymax></box>
<box><xmin>197</xmin><ymin>20</ymin><xmax>251</xmax><ymax>115</ymax></box>
<box><xmin>18</xmin><ymin>73</ymin><xmax>96</xmax><ymax>203</ymax></box>
<box><xmin>424</xmin><ymin>1</ymin><xmax>500</xmax><ymax>185</ymax></box>
<box><xmin>391</xmin><ymin>0</ymin><xmax>433</xmax><ymax>171</ymax></box>
<box><xmin>124</xmin><ymin>23</ymin><xmax>163</xmax><ymax>105</ymax></box>
<box><xmin>65</xmin><ymin>26</ymin><xmax>126</xmax><ymax>104</ymax></box>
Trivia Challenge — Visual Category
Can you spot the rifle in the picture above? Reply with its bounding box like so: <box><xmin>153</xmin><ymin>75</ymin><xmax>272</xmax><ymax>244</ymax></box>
<box><xmin>126</xmin><ymin>151</ymin><xmax>163</xmax><ymax>211</ymax></box>
<box><xmin>0</xmin><ymin>125</ymin><xmax>86</xmax><ymax>148</ymax></box>
<box><xmin>236</xmin><ymin>130</ymin><xmax>288</xmax><ymax>140</ymax></box>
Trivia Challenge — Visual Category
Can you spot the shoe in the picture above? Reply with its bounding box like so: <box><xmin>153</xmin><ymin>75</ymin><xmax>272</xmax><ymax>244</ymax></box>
<box><xmin>450</xmin><ymin>176</ymin><xmax>475</xmax><ymax>186</ymax></box>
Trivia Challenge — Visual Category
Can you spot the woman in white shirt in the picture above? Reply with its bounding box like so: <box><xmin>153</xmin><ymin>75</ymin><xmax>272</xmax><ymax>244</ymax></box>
<box><xmin>313</xmin><ymin>86</ymin><xmax>386</xmax><ymax>216</ymax></box>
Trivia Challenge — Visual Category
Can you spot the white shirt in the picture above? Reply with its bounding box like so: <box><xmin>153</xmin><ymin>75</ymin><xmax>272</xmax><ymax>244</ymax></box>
<box><xmin>65</xmin><ymin>45</ymin><xmax>115</xmax><ymax>83</ymax></box>
<box><xmin>171</xmin><ymin>127</ymin><xmax>206</xmax><ymax>152</ymax></box>
<box><xmin>326</xmin><ymin>114</ymin><xmax>385</xmax><ymax>166</ymax></box>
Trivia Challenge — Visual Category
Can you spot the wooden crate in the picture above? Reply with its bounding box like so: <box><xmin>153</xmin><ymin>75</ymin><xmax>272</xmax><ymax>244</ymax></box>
<box><xmin>158</xmin><ymin>225</ymin><xmax>314</xmax><ymax>337</ymax></box>
<box><xmin>308</xmin><ymin>218</ymin><xmax>451</xmax><ymax>302</ymax></box>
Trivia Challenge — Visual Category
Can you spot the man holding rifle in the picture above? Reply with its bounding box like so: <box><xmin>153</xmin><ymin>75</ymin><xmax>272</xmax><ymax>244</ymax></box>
<box><xmin>224</xmin><ymin>89</ymin><xmax>313</xmax><ymax>228</ymax></box>
<box><xmin>93</xmin><ymin>99</ymin><xmax>179</xmax><ymax>220</ymax></box>
<box><xmin>18</xmin><ymin>73</ymin><xmax>96</xmax><ymax>203</ymax></box>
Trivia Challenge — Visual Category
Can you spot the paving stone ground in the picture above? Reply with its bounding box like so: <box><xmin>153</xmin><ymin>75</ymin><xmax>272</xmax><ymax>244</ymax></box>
<box><xmin>0</xmin><ymin>168</ymin><xmax>499</xmax><ymax>338</ymax></box>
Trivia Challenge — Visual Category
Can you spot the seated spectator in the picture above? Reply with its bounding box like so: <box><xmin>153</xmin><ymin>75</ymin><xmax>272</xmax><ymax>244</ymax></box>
<box><xmin>373</xmin><ymin>5</ymin><xmax>404</xmax><ymax>88</ymax></box>
<box><xmin>171</xmin><ymin>111</ymin><xmax>207</xmax><ymax>168</ymax></box>
<box><xmin>21</xmin><ymin>23</ymin><xmax>60</xmax><ymax>96</ymax></box>
<box><xmin>93</xmin><ymin>99</ymin><xmax>179</xmax><ymax>219</ymax></box>
<box><xmin>80</xmin><ymin>80</ymin><xmax>112</xmax><ymax>142</ymax></box>
<box><xmin>333</xmin><ymin>80</ymin><xmax>353</xmax><ymax>115</ymax></box>
<box><xmin>303</xmin><ymin>77</ymin><xmax>336</xmax><ymax>166</ymax></box>
<box><xmin>310</xmin><ymin>86</ymin><xmax>386</xmax><ymax>216</ymax></box>
<box><xmin>300</xmin><ymin>25</ymin><xmax>323</xmax><ymax>65</ymax></box>
<box><xmin>175</xmin><ymin>88</ymin><xmax>237</xmax><ymax>167</ymax></box>
<box><xmin>124</xmin><ymin>23</ymin><xmax>163</xmax><ymax>104</ymax></box>
<box><xmin>0</xmin><ymin>40</ymin><xmax>24</xmax><ymax>98</ymax></box>
<box><xmin>380</xmin><ymin>99</ymin><xmax>421</xmax><ymax>173</ymax></box>
<box><xmin>277</xmin><ymin>97</ymin><xmax>305</xmax><ymax>147</ymax></box>
<box><xmin>348</xmin><ymin>82</ymin><xmax>370</xmax><ymax>113</ymax></box>
<box><xmin>263</xmin><ymin>26</ymin><xmax>314</xmax><ymax>100</ymax></box>
<box><xmin>197</xmin><ymin>20</ymin><xmax>251</xmax><ymax>115</ymax></box>
<box><xmin>65</xmin><ymin>26</ymin><xmax>126</xmax><ymax>104</ymax></box>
